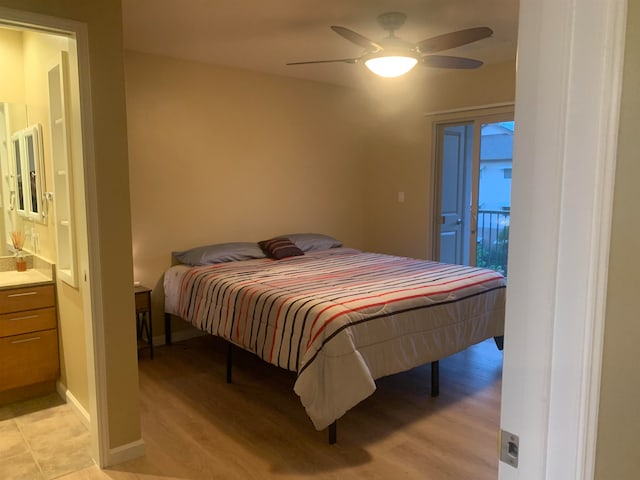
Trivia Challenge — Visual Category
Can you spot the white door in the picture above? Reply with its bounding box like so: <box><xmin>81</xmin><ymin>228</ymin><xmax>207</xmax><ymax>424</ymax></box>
<box><xmin>437</xmin><ymin>123</ymin><xmax>472</xmax><ymax>265</ymax></box>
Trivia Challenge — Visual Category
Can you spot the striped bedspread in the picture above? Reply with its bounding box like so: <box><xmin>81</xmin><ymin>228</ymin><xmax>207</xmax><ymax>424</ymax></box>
<box><xmin>173</xmin><ymin>248</ymin><xmax>506</xmax><ymax>430</ymax></box>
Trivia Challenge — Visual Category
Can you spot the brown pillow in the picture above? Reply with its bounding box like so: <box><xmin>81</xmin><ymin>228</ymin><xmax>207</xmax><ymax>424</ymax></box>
<box><xmin>258</xmin><ymin>237</ymin><xmax>304</xmax><ymax>260</ymax></box>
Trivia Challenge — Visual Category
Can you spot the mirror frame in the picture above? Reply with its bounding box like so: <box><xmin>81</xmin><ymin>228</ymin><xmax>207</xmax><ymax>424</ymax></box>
<box><xmin>10</xmin><ymin>123</ymin><xmax>46</xmax><ymax>224</ymax></box>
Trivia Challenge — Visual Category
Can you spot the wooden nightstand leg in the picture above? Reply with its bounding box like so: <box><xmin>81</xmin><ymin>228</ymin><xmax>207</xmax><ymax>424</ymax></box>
<box><xmin>136</xmin><ymin>313</ymin><xmax>143</xmax><ymax>340</ymax></box>
<box><xmin>136</xmin><ymin>310</ymin><xmax>154</xmax><ymax>360</ymax></box>
<box><xmin>134</xmin><ymin>287</ymin><xmax>154</xmax><ymax>360</ymax></box>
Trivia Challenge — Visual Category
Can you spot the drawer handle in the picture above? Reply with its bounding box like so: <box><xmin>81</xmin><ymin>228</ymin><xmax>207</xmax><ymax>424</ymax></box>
<box><xmin>10</xmin><ymin>336</ymin><xmax>41</xmax><ymax>344</ymax></box>
<box><xmin>9</xmin><ymin>315</ymin><xmax>40</xmax><ymax>321</ymax></box>
<box><xmin>7</xmin><ymin>291</ymin><xmax>38</xmax><ymax>298</ymax></box>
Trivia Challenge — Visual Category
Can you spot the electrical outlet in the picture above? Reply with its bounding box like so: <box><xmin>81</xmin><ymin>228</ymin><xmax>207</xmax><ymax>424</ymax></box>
<box><xmin>499</xmin><ymin>430</ymin><xmax>519</xmax><ymax>468</ymax></box>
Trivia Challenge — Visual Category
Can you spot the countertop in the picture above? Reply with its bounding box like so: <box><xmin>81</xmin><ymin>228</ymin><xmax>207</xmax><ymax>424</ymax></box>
<box><xmin>0</xmin><ymin>269</ymin><xmax>53</xmax><ymax>288</ymax></box>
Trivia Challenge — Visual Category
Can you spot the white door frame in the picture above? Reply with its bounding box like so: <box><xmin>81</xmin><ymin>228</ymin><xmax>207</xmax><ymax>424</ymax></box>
<box><xmin>0</xmin><ymin>7</ymin><xmax>108</xmax><ymax>466</ymax></box>
<box><xmin>500</xmin><ymin>0</ymin><xmax>626</xmax><ymax>479</ymax></box>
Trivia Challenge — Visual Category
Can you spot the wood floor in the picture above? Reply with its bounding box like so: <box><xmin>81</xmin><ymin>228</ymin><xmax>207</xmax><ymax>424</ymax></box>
<box><xmin>63</xmin><ymin>334</ymin><xmax>503</xmax><ymax>480</ymax></box>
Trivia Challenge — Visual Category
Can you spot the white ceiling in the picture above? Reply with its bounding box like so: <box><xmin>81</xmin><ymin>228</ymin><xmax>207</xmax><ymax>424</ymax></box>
<box><xmin>122</xmin><ymin>0</ymin><xmax>519</xmax><ymax>88</ymax></box>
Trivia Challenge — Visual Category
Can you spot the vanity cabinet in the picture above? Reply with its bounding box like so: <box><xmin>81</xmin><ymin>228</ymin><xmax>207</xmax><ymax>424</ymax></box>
<box><xmin>0</xmin><ymin>283</ymin><xmax>59</xmax><ymax>400</ymax></box>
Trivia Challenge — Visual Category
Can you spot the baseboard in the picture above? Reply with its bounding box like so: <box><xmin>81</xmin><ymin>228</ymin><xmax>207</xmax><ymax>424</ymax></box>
<box><xmin>56</xmin><ymin>381</ymin><xmax>90</xmax><ymax>429</ymax></box>
<box><xmin>152</xmin><ymin>326</ymin><xmax>205</xmax><ymax>346</ymax></box>
<box><xmin>107</xmin><ymin>438</ymin><xmax>145</xmax><ymax>466</ymax></box>
<box><xmin>56</xmin><ymin>382</ymin><xmax>145</xmax><ymax>467</ymax></box>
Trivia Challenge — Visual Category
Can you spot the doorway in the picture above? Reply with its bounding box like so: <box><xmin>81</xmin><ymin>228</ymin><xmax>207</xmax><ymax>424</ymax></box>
<box><xmin>433</xmin><ymin>112</ymin><xmax>514</xmax><ymax>275</ymax></box>
<box><xmin>0</xmin><ymin>11</ymin><xmax>106</xmax><ymax>466</ymax></box>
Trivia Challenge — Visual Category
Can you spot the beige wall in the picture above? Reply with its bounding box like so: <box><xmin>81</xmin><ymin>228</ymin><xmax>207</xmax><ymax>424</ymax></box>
<box><xmin>0</xmin><ymin>0</ymin><xmax>141</xmax><ymax>452</ymax></box>
<box><xmin>595</xmin><ymin>2</ymin><xmax>640</xmax><ymax>478</ymax></box>
<box><xmin>0</xmin><ymin>28</ymin><xmax>23</xmax><ymax>101</ymax></box>
<box><xmin>125</xmin><ymin>51</ymin><xmax>371</xmax><ymax>336</ymax></box>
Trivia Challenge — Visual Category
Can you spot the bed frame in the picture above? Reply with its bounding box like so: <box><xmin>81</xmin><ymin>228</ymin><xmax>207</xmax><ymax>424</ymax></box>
<box><xmin>164</xmin><ymin>313</ymin><xmax>503</xmax><ymax>444</ymax></box>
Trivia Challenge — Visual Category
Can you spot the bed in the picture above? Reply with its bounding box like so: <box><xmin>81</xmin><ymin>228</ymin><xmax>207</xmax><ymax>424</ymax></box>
<box><xmin>163</xmin><ymin>234</ymin><xmax>506</xmax><ymax>441</ymax></box>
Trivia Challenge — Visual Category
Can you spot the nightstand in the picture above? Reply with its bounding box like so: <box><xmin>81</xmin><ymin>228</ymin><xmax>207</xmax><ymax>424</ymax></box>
<box><xmin>134</xmin><ymin>285</ymin><xmax>153</xmax><ymax>359</ymax></box>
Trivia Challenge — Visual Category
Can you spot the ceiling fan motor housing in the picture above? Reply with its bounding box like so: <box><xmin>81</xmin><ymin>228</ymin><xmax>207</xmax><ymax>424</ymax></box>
<box><xmin>377</xmin><ymin>35</ymin><xmax>416</xmax><ymax>55</ymax></box>
<box><xmin>377</xmin><ymin>12</ymin><xmax>407</xmax><ymax>32</ymax></box>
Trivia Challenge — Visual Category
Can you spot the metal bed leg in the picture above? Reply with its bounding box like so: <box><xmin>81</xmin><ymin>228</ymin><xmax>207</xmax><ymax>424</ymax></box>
<box><xmin>226</xmin><ymin>341</ymin><xmax>233</xmax><ymax>384</ymax></box>
<box><xmin>164</xmin><ymin>313</ymin><xmax>172</xmax><ymax>345</ymax></box>
<box><xmin>328</xmin><ymin>421</ymin><xmax>337</xmax><ymax>444</ymax></box>
<box><xmin>431</xmin><ymin>360</ymin><xmax>440</xmax><ymax>397</ymax></box>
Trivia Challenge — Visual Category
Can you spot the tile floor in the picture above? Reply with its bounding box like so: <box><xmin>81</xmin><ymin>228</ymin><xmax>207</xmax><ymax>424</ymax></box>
<box><xmin>0</xmin><ymin>393</ymin><xmax>94</xmax><ymax>480</ymax></box>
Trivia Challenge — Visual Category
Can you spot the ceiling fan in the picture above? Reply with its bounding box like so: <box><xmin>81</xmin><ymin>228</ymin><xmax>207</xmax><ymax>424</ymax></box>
<box><xmin>287</xmin><ymin>12</ymin><xmax>493</xmax><ymax>78</ymax></box>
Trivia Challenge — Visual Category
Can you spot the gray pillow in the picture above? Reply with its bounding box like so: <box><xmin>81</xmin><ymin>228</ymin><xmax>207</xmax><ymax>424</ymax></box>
<box><xmin>281</xmin><ymin>233</ymin><xmax>342</xmax><ymax>252</ymax></box>
<box><xmin>173</xmin><ymin>242</ymin><xmax>266</xmax><ymax>266</ymax></box>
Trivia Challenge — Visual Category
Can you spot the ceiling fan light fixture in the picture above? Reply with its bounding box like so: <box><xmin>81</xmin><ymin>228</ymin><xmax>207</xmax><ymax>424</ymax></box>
<box><xmin>364</xmin><ymin>54</ymin><xmax>418</xmax><ymax>78</ymax></box>
<box><xmin>286</xmin><ymin>13</ymin><xmax>492</xmax><ymax>77</ymax></box>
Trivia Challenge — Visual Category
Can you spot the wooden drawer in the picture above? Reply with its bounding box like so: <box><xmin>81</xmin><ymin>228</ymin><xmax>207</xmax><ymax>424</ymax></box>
<box><xmin>0</xmin><ymin>328</ymin><xmax>59</xmax><ymax>391</ymax></box>
<box><xmin>0</xmin><ymin>285</ymin><xmax>55</xmax><ymax>314</ymax></box>
<box><xmin>0</xmin><ymin>307</ymin><xmax>57</xmax><ymax>337</ymax></box>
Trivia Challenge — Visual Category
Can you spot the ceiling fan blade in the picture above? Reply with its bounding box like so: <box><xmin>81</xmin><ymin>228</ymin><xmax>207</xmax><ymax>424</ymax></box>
<box><xmin>417</xmin><ymin>27</ymin><xmax>493</xmax><ymax>54</ymax></box>
<box><xmin>286</xmin><ymin>58</ymin><xmax>358</xmax><ymax>66</ymax></box>
<box><xmin>330</xmin><ymin>26</ymin><xmax>384</xmax><ymax>51</ymax></box>
<box><xmin>421</xmin><ymin>55</ymin><xmax>484</xmax><ymax>69</ymax></box>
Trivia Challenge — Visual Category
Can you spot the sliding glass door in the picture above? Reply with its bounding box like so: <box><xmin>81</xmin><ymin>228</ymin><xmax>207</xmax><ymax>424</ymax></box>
<box><xmin>434</xmin><ymin>114</ymin><xmax>514</xmax><ymax>275</ymax></box>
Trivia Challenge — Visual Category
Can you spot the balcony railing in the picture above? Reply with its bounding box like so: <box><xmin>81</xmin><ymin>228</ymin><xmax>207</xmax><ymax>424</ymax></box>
<box><xmin>476</xmin><ymin>209</ymin><xmax>510</xmax><ymax>276</ymax></box>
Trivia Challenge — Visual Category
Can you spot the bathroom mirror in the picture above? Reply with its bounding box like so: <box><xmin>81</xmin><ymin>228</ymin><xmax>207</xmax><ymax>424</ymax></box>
<box><xmin>0</xmin><ymin>102</ymin><xmax>42</xmax><ymax>257</ymax></box>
